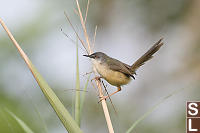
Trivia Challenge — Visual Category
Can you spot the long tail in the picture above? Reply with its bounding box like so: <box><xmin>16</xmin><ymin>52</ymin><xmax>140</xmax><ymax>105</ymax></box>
<box><xmin>131</xmin><ymin>38</ymin><xmax>164</xmax><ymax>72</ymax></box>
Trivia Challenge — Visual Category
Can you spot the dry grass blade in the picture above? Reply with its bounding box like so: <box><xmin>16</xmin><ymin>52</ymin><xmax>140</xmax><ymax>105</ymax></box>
<box><xmin>64</xmin><ymin>12</ymin><xmax>89</xmax><ymax>54</ymax></box>
<box><xmin>73</xmin><ymin>8</ymin><xmax>79</xmax><ymax>16</ymax></box>
<box><xmin>92</xmin><ymin>25</ymin><xmax>98</xmax><ymax>51</ymax></box>
<box><xmin>84</xmin><ymin>0</ymin><xmax>90</xmax><ymax>24</ymax></box>
<box><xmin>75</xmin><ymin>0</ymin><xmax>92</xmax><ymax>53</ymax></box>
<box><xmin>61</xmin><ymin>28</ymin><xmax>86</xmax><ymax>53</ymax></box>
<box><xmin>61</xmin><ymin>28</ymin><xmax>76</xmax><ymax>43</ymax></box>
<box><xmin>94</xmin><ymin>79</ymin><xmax>114</xmax><ymax>133</ymax></box>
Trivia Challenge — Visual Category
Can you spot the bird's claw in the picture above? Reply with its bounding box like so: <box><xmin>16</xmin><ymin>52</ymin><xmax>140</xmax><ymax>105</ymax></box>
<box><xmin>95</xmin><ymin>76</ymin><xmax>101</xmax><ymax>80</ymax></box>
<box><xmin>91</xmin><ymin>76</ymin><xmax>102</xmax><ymax>82</ymax></box>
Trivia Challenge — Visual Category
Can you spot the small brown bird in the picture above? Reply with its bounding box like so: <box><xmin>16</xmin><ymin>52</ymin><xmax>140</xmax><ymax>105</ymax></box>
<box><xmin>84</xmin><ymin>38</ymin><xmax>164</xmax><ymax>99</ymax></box>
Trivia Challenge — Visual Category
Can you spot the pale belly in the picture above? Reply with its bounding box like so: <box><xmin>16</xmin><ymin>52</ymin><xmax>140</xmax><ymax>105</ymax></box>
<box><xmin>93</xmin><ymin>61</ymin><xmax>131</xmax><ymax>86</ymax></box>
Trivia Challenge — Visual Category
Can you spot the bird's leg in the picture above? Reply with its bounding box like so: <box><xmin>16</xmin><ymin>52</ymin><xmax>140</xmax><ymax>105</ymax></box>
<box><xmin>99</xmin><ymin>86</ymin><xmax>121</xmax><ymax>101</ymax></box>
<box><xmin>101</xmin><ymin>80</ymin><xmax>109</xmax><ymax>97</ymax></box>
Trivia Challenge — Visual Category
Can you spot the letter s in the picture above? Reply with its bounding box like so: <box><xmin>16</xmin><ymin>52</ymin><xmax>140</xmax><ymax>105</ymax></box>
<box><xmin>188</xmin><ymin>103</ymin><xmax>198</xmax><ymax>116</ymax></box>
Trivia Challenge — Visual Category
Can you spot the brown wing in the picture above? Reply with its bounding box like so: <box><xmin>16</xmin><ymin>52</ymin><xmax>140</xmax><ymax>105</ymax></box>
<box><xmin>131</xmin><ymin>38</ymin><xmax>164</xmax><ymax>72</ymax></box>
<box><xmin>107</xmin><ymin>58</ymin><xmax>135</xmax><ymax>79</ymax></box>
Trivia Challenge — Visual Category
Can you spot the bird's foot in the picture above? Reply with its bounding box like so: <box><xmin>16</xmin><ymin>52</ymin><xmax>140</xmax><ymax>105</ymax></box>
<box><xmin>91</xmin><ymin>76</ymin><xmax>102</xmax><ymax>82</ymax></box>
<box><xmin>98</xmin><ymin>95</ymin><xmax>108</xmax><ymax>103</ymax></box>
<box><xmin>95</xmin><ymin>76</ymin><xmax>102</xmax><ymax>80</ymax></box>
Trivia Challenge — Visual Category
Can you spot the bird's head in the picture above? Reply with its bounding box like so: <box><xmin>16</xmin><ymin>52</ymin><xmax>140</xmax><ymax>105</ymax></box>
<box><xmin>83</xmin><ymin>52</ymin><xmax>107</xmax><ymax>62</ymax></box>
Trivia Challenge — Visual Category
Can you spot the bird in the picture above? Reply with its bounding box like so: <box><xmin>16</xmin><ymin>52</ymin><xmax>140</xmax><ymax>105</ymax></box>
<box><xmin>83</xmin><ymin>38</ymin><xmax>164</xmax><ymax>100</ymax></box>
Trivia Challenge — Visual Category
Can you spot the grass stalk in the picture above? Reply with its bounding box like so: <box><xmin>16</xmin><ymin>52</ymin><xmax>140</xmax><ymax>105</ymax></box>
<box><xmin>74</xmin><ymin>0</ymin><xmax>114</xmax><ymax>132</ymax></box>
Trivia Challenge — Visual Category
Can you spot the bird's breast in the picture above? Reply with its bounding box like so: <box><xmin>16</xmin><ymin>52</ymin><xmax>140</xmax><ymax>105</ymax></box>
<box><xmin>93</xmin><ymin>60</ymin><xmax>131</xmax><ymax>86</ymax></box>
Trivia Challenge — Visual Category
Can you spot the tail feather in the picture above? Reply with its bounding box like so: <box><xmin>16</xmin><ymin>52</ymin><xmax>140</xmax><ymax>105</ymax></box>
<box><xmin>131</xmin><ymin>38</ymin><xmax>164</xmax><ymax>72</ymax></box>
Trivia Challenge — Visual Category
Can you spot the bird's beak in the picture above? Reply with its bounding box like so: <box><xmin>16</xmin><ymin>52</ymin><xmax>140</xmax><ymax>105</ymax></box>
<box><xmin>83</xmin><ymin>54</ymin><xmax>95</xmax><ymax>59</ymax></box>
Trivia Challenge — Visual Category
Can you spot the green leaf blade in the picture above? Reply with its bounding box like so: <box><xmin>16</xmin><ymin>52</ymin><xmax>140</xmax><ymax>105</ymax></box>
<box><xmin>126</xmin><ymin>88</ymin><xmax>184</xmax><ymax>133</ymax></box>
<box><xmin>80</xmin><ymin>74</ymin><xmax>91</xmax><ymax>116</ymax></box>
<box><xmin>30</xmin><ymin>63</ymin><xmax>83</xmax><ymax>133</ymax></box>
<box><xmin>75</xmin><ymin>39</ymin><xmax>81</xmax><ymax>127</ymax></box>
<box><xmin>2</xmin><ymin>25</ymin><xmax>83</xmax><ymax>132</ymax></box>
<box><xmin>5</xmin><ymin>109</ymin><xmax>34</xmax><ymax>133</ymax></box>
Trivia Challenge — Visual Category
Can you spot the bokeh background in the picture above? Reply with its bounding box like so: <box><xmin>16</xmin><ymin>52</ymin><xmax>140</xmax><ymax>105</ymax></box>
<box><xmin>0</xmin><ymin>0</ymin><xmax>200</xmax><ymax>133</ymax></box>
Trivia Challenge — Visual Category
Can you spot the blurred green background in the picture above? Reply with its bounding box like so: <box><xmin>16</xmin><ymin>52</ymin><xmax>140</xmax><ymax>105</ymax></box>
<box><xmin>0</xmin><ymin>0</ymin><xmax>200</xmax><ymax>133</ymax></box>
